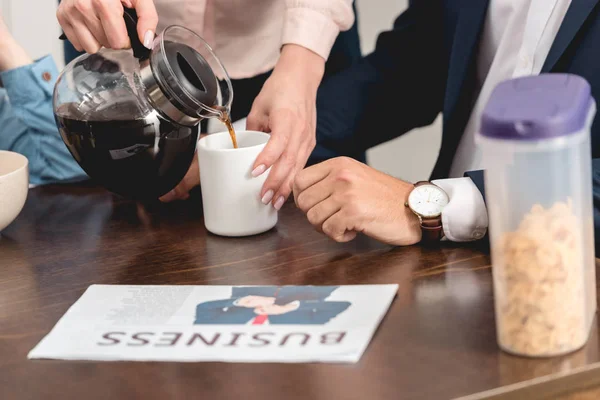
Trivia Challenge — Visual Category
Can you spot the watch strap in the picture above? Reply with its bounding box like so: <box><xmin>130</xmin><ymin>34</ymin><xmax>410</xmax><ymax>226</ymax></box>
<box><xmin>420</xmin><ymin>216</ymin><xmax>444</xmax><ymax>242</ymax></box>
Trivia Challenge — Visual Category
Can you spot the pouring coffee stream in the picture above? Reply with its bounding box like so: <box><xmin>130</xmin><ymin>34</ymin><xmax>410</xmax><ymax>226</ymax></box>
<box><xmin>54</xmin><ymin>8</ymin><xmax>237</xmax><ymax>200</ymax></box>
<box><xmin>216</xmin><ymin>107</ymin><xmax>239</xmax><ymax>149</ymax></box>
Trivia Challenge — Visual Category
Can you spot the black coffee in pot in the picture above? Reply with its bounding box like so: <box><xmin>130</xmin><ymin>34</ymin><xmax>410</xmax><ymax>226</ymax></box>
<box><xmin>55</xmin><ymin>101</ymin><xmax>199</xmax><ymax>200</ymax></box>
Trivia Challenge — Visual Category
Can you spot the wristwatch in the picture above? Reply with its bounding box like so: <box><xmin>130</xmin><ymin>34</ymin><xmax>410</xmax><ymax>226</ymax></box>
<box><xmin>405</xmin><ymin>181</ymin><xmax>449</xmax><ymax>242</ymax></box>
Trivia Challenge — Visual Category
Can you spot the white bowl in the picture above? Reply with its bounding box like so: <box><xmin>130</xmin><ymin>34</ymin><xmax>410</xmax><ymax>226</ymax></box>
<box><xmin>0</xmin><ymin>151</ymin><xmax>28</xmax><ymax>233</ymax></box>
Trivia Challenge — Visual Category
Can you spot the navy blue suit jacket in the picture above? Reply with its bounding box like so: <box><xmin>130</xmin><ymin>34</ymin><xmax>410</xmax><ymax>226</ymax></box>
<box><xmin>313</xmin><ymin>0</ymin><xmax>600</xmax><ymax>252</ymax></box>
<box><xmin>194</xmin><ymin>286</ymin><xmax>351</xmax><ymax>325</ymax></box>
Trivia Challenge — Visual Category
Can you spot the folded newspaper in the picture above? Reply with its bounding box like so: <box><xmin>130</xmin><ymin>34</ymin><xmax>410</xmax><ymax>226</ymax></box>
<box><xmin>28</xmin><ymin>284</ymin><xmax>398</xmax><ymax>363</ymax></box>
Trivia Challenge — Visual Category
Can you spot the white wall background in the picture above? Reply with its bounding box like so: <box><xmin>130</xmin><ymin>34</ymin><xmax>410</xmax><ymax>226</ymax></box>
<box><xmin>0</xmin><ymin>0</ymin><xmax>442</xmax><ymax>181</ymax></box>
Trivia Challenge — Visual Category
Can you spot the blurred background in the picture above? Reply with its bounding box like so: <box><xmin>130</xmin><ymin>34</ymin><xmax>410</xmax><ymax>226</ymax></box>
<box><xmin>0</xmin><ymin>0</ymin><xmax>442</xmax><ymax>182</ymax></box>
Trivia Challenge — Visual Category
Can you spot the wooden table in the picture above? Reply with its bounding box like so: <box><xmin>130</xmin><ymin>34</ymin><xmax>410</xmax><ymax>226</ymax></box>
<box><xmin>2</xmin><ymin>184</ymin><xmax>600</xmax><ymax>400</ymax></box>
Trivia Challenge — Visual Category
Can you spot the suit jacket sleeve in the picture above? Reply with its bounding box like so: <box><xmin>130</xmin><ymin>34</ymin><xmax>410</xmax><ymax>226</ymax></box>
<box><xmin>465</xmin><ymin>158</ymin><xmax>600</xmax><ymax>254</ymax></box>
<box><xmin>276</xmin><ymin>285</ymin><xmax>340</xmax><ymax>304</ymax></box>
<box><xmin>194</xmin><ymin>300</ymin><xmax>235</xmax><ymax>324</ymax></box>
<box><xmin>314</xmin><ymin>0</ymin><xmax>446</xmax><ymax>157</ymax></box>
<box><xmin>291</xmin><ymin>301</ymin><xmax>351</xmax><ymax>325</ymax></box>
<box><xmin>312</xmin><ymin>301</ymin><xmax>351</xmax><ymax>324</ymax></box>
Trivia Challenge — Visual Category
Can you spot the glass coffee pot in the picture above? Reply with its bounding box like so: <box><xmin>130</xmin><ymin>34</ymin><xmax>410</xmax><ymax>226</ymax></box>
<box><xmin>53</xmin><ymin>8</ymin><xmax>233</xmax><ymax>200</ymax></box>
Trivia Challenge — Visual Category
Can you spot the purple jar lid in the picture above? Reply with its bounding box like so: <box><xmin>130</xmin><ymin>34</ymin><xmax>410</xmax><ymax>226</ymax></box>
<box><xmin>480</xmin><ymin>74</ymin><xmax>593</xmax><ymax>140</ymax></box>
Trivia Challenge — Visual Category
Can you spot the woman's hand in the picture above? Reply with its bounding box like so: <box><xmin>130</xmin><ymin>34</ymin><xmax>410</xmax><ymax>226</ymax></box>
<box><xmin>246</xmin><ymin>44</ymin><xmax>325</xmax><ymax>210</ymax></box>
<box><xmin>56</xmin><ymin>0</ymin><xmax>158</xmax><ymax>54</ymax></box>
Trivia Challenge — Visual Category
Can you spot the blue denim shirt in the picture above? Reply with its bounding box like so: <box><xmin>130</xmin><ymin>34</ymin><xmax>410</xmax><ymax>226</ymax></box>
<box><xmin>0</xmin><ymin>56</ymin><xmax>87</xmax><ymax>185</ymax></box>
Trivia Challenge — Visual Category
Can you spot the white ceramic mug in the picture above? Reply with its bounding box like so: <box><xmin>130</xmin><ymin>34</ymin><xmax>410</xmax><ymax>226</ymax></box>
<box><xmin>197</xmin><ymin>130</ymin><xmax>277</xmax><ymax>236</ymax></box>
<box><xmin>0</xmin><ymin>151</ymin><xmax>29</xmax><ymax>234</ymax></box>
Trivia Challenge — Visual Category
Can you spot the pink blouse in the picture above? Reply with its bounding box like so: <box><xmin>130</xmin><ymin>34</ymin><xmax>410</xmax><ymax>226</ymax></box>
<box><xmin>154</xmin><ymin>0</ymin><xmax>355</xmax><ymax>79</ymax></box>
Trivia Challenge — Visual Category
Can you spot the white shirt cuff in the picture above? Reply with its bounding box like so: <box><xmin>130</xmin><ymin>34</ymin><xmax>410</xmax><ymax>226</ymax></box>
<box><xmin>432</xmin><ymin>177</ymin><xmax>489</xmax><ymax>242</ymax></box>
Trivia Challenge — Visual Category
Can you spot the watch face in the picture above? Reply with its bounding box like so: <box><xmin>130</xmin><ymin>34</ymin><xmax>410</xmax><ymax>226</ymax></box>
<box><xmin>408</xmin><ymin>184</ymin><xmax>449</xmax><ymax>218</ymax></box>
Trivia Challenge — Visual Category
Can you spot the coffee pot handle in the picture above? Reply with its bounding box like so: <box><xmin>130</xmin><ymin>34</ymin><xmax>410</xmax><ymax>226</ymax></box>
<box><xmin>58</xmin><ymin>7</ymin><xmax>151</xmax><ymax>61</ymax></box>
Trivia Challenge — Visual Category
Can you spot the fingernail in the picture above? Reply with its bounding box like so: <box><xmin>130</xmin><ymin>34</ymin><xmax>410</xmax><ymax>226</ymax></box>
<box><xmin>160</xmin><ymin>190</ymin><xmax>176</xmax><ymax>203</ymax></box>
<box><xmin>261</xmin><ymin>190</ymin><xmax>274</xmax><ymax>205</ymax></box>
<box><xmin>143</xmin><ymin>30</ymin><xmax>155</xmax><ymax>49</ymax></box>
<box><xmin>274</xmin><ymin>196</ymin><xmax>285</xmax><ymax>211</ymax></box>
<box><xmin>252</xmin><ymin>164</ymin><xmax>266</xmax><ymax>177</ymax></box>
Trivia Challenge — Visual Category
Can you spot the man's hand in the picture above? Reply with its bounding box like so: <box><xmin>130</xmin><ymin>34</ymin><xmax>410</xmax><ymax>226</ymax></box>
<box><xmin>57</xmin><ymin>0</ymin><xmax>158</xmax><ymax>53</ymax></box>
<box><xmin>159</xmin><ymin>150</ymin><xmax>199</xmax><ymax>202</ymax></box>
<box><xmin>247</xmin><ymin>44</ymin><xmax>324</xmax><ymax>211</ymax></box>
<box><xmin>159</xmin><ymin>133</ymin><xmax>209</xmax><ymax>203</ymax></box>
<box><xmin>254</xmin><ymin>301</ymin><xmax>300</xmax><ymax>316</ymax></box>
<box><xmin>0</xmin><ymin>13</ymin><xmax>32</xmax><ymax>71</ymax></box>
<box><xmin>293</xmin><ymin>157</ymin><xmax>422</xmax><ymax>245</ymax></box>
